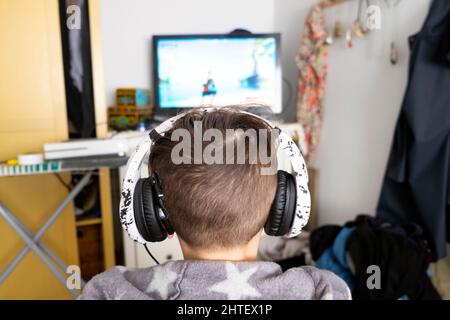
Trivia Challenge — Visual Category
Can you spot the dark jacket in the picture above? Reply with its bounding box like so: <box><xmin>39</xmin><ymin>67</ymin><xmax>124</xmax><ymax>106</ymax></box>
<box><xmin>377</xmin><ymin>0</ymin><xmax>450</xmax><ymax>259</ymax></box>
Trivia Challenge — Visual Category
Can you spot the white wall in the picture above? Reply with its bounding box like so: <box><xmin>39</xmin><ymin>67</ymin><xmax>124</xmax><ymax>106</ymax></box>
<box><xmin>99</xmin><ymin>0</ymin><xmax>275</xmax><ymax>106</ymax></box>
<box><xmin>100</xmin><ymin>0</ymin><xmax>431</xmax><ymax>227</ymax></box>
<box><xmin>275</xmin><ymin>0</ymin><xmax>431</xmax><ymax>225</ymax></box>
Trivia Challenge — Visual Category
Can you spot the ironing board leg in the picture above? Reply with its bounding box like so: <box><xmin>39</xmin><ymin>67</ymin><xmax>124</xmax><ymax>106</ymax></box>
<box><xmin>0</xmin><ymin>171</ymin><xmax>93</xmax><ymax>297</ymax></box>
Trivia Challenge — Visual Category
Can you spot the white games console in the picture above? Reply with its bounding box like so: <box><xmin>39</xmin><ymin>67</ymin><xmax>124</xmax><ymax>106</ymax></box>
<box><xmin>44</xmin><ymin>139</ymin><xmax>128</xmax><ymax>160</ymax></box>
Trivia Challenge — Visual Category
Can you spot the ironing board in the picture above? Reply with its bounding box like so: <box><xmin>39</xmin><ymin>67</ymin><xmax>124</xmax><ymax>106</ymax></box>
<box><xmin>0</xmin><ymin>155</ymin><xmax>127</xmax><ymax>298</ymax></box>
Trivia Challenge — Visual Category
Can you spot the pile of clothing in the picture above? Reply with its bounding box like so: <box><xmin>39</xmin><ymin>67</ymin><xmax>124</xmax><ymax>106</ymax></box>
<box><xmin>259</xmin><ymin>215</ymin><xmax>442</xmax><ymax>299</ymax></box>
<box><xmin>310</xmin><ymin>215</ymin><xmax>440</xmax><ymax>299</ymax></box>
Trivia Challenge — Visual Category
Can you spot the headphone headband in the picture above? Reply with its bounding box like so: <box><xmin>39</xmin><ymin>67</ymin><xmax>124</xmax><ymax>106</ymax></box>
<box><xmin>119</xmin><ymin>108</ymin><xmax>310</xmax><ymax>244</ymax></box>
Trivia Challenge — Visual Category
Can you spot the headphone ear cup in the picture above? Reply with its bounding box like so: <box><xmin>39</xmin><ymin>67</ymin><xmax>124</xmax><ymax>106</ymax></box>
<box><xmin>133</xmin><ymin>178</ymin><xmax>167</xmax><ymax>242</ymax></box>
<box><xmin>265</xmin><ymin>170</ymin><xmax>297</xmax><ymax>236</ymax></box>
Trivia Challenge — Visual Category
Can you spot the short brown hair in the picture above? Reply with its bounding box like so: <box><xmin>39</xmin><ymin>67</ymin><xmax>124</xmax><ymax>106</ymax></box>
<box><xmin>149</xmin><ymin>107</ymin><xmax>277</xmax><ymax>249</ymax></box>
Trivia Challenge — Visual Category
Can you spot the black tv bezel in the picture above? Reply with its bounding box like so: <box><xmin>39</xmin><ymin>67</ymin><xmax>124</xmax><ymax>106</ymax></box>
<box><xmin>151</xmin><ymin>33</ymin><xmax>282</xmax><ymax>119</ymax></box>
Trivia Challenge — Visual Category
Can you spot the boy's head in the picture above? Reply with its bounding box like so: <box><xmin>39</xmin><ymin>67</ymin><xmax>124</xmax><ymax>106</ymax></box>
<box><xmin>149</xmin><ymin>108</ymin><xmax>278</xmax><ymax>255</ymax></box>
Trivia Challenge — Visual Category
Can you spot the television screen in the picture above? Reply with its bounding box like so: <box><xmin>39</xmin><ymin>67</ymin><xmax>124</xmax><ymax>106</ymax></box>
<box><xmin>152</xmin><ymin>34</ymin><xmax>282</xmax><ymax>115</ymax></box>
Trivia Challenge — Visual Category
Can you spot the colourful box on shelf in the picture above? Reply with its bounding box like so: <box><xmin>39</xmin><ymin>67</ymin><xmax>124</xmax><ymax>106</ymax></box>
<box><xmin>116</xmin><ymin>88</ymin><xmax>151</xmax><ymax>107</ymax></box>
<box><xmin>107</xmin><ymin>105</ymin><xmax>153</xmax><ymax>131</ymax></box>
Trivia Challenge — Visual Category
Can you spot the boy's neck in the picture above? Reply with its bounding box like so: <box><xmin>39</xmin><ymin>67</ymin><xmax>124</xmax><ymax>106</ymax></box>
<box><xmin>182</xmin><ymin>247</ymin><xmax>258</xmax><ymax>262</ymax></box>
<box><xmin>179</xmin><ymin>233</ymin><xmax>260</xmax><ymax>262</ymax></box>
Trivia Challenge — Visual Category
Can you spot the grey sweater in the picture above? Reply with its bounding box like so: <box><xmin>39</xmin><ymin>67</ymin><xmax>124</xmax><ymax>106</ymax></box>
<box><xmin>79</xmin><ymin>261</ymin><xmax>351</xmax><ymax>300</ymax></box>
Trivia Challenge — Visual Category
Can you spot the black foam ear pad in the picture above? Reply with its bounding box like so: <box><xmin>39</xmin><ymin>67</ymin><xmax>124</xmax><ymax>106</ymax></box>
<box><xmin>265</xmin><ymin>170</ymin><xmax>297</xmax><ymax>236</ymax></box>
<box><xmin>133</xmin><ymin>178</ymin><xmax>167</xmax><ymax>242</ymax></box>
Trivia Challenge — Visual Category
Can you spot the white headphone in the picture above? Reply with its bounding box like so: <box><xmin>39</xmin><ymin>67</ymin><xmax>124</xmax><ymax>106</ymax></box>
<box><xmin>119</xmin><ymin>108</ymin><xmax>311</xmax><ymax>244</ymax></box>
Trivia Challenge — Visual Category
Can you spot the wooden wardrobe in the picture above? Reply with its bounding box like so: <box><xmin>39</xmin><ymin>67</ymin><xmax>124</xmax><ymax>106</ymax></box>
<box><xmin>0</xmin><ymin>0</ymin><xmax>114</xmax><ymax>299</ymax></box>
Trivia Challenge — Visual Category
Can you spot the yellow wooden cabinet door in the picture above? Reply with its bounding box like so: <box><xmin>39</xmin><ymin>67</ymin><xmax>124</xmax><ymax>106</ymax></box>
<box><xmin>0</xmin><ymin>0</ymin><xmax>79</xmax><ymax>299</ymax></box>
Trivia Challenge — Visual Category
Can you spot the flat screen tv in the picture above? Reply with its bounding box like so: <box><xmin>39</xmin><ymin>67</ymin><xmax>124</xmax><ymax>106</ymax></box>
<box><xmin>152</xmin><ymin>33</ymin><xmax>282</xmax><ymax>118</ymax></box>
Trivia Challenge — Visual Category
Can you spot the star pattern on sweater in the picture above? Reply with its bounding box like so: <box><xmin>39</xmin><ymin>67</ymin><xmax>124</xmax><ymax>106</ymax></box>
<box><xmin>146</xmin><ymin>265</ymin><xmax>178</xmax><ymax>299</ymax></box>
<box><xmin>209</xmin><ymin>262</ymin><xmax>261</xmax><ymax>300</ymax></box>
<box><xmin>104</xmin><ymin>290</ymin><xmax>126</xmax><ymax>300</ymax></box>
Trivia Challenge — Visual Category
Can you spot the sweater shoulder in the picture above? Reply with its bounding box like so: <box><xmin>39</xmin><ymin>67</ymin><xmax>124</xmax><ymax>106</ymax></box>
<box><xmin>293</xmin><ymin>266</ymin><xmax>352</xmax><ymax>300</ymax></box>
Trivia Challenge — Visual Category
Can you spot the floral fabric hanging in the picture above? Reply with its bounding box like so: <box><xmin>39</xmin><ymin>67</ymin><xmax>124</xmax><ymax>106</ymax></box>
<box><xmin>295</xmin><ymin>5</ymin><xmax>329</xmax><ymax>158</ymax></box>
